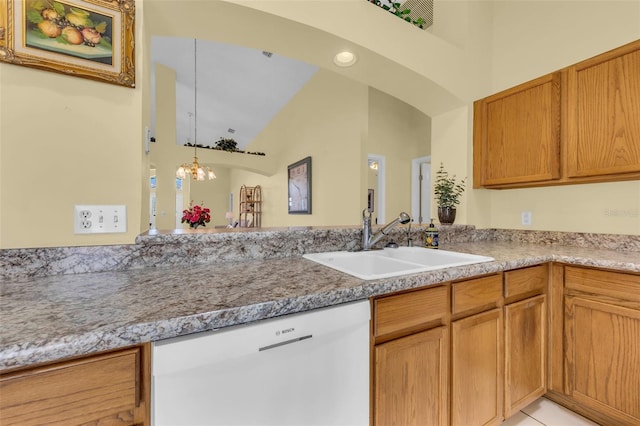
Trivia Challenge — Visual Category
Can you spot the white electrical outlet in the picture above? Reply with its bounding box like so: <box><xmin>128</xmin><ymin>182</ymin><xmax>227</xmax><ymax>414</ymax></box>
<box><xmin>521</xmin><ymin>211</ymin><xmax>532</xmax><ymax>226</ymax></box>
<box><xmin>74</xmin><ymin>205</ymin><xmax>127</xmax><ymax>234</ymax></box>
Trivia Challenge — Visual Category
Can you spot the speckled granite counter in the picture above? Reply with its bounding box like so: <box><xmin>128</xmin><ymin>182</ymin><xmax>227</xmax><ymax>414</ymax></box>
<box><xmin>1</xmin><ymin>236</ymin><xmax>639</xmax><ymax>371</ymax></box>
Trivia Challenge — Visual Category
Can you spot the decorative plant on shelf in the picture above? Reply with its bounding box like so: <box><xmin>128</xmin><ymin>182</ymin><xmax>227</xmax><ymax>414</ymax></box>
<box><xmin>183</xmin><ymin>139</ymin><xmax>266</xmax><ymax>156</ymax></box>
<box><xmin>369</xmin><ymin>0</ymin><xmax>427</xmax><ymax>29</ymax></box>
<box><xmin>434</xmin><ymin>163</ymin><xmax>466</xmax><ymax>224</ymax></box>
<box><xmin>181</xmin><ymin>202</ymin><xmax>211</xmax><ymax>228</ymax></box>
<box><xmin>214</xmin><ymin>137</ymin><xmax>239</xmax><ymax>152</ymax></box>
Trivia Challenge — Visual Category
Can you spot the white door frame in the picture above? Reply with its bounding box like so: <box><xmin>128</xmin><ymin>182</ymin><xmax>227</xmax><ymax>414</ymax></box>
<box><xmin>368</xmin><ymin>154</ymin><xmax>386</xmax><ymax>224</ymax></box>
<box><xmin>411</xmin><ymin>156</ymin><xmax>431</xmax><ymax>224</ymax></box>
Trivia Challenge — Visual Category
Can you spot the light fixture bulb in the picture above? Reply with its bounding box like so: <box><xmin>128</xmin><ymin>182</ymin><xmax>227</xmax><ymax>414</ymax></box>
<box><xmin>334</xmin><ymin>51</ymin><xmax>357</xmax><ymax>67</ymax></box>
<box><xmin>176</xmin><ymin>167</ymin><xmax>186</xmax><ymax>179</ymax></box>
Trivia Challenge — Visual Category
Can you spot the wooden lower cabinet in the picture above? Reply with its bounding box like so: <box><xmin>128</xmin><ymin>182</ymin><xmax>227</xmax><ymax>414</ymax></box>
<box><xmin>564</xmin><ymin>267</ymin><xmax>640</xmax><ymax>425</ymax></box>
<box><xmin>371</xmin><ymin>263</ymin><xmax>639</xmax><ymax>425</ymax></box>
<box><xmin>451</xmin><ymin>309</ymin><xmax>503</xmax><ymax>426</ymax></box>
<box><xmin>373</xmin><ymin>269</ymin><xmax>548</xmax><ymax>426</ymax></box>
<box><xmin>565</xmin><ymin>295</ymin><xmax>640</xmax><ymax>425</ymax></box>
<box><xmin>0</xmin><ymin>345</ymin><xmax>150</xmax><ymax>426</ymax></box>
<box><xmin>372</xmin><ymin>285</ymin><xmax>449</xmax><ymax>426</ymax></box>
<box><xmin>374</xmin><ymin>326</ymin><xmax>449</xmax><ymax>426</ymax></box>
<box><xmin>545</xmin><ymin>265</ymin><xmax>640</xmax><ymax>426</ymax></box>
<box><xmin>504</xmin><ymin>295</ymin><xmax>547</xmax><ymax>417</ymax></box>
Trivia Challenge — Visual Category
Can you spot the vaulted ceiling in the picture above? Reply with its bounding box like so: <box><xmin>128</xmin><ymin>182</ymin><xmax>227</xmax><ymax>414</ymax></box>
<box><xmin>151</xmin><ymin>36</ymin><xmax>319</xmax><ymax>150</ymax></box>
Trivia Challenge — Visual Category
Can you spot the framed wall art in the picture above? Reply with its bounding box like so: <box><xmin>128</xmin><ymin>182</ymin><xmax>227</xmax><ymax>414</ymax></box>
<box><xmin>0</xmin><ymin>0</ymin><xmax>135</xmax><ymax>87</ymax></box>
<box><xmin>288</xmin><ymin>156</ymin><xmax>311</xmax><ymax>214</ymax></box>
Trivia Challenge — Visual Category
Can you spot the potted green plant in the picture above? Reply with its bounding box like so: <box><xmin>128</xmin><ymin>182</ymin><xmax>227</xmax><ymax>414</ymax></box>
<box><xmin>434</xmin><ymin>163</ymin><xmax>466</xmax><ymax>224</ymax></box>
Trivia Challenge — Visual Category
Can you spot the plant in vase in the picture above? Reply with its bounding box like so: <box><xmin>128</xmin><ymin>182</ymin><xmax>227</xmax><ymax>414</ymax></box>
<box><xmin>434</xmin><ymin>163</ymin><xmax>466</xmax><ymax>224</ymax></box>
<box><xmin>181</xmin><ymin>202</ymin><xmax>211</xmax><ymax>228</ymax></box>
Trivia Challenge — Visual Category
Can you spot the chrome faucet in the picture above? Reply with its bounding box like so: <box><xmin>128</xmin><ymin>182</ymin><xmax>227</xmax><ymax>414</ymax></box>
<box><xmin>362</xmin><ymin>210</ymin><xmax>411</xmax><ymax>251</ymax></box>
<box><xmin>407</xmin><ymin>221</ymin><xmax>414</xmax><ymax>247</ymax></box>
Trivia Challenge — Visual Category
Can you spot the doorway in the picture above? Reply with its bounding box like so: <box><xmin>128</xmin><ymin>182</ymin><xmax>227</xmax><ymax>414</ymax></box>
<box><xmin>411</xmin><ymin>156</ymin><xmax>431</xmax><ymax>224</ymax></box>
<box><xmin>368</xmin><ymin>154</ymin><xmax>386</xmax><ymax>224</ymax></box>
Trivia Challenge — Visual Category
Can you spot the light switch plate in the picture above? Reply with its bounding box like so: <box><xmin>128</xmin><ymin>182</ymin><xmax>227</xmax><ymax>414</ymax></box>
<box><xmin>74</xmin><ymin>205</ymin><xmax>127</xmax><ymax>234</ymax></box>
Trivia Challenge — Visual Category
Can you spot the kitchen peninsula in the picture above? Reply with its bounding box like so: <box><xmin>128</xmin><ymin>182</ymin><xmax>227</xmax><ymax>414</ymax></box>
<box><xmin>1</xmin><ymin>226</ymin><xmax>638</xmax><ymax>425</ymax></box>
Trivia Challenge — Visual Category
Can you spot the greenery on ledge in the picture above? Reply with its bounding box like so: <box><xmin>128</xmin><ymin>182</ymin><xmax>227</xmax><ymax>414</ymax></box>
<box><xmin>369</xmin><ymin>0</ymin><xmax>427</xmax><ymax>29</ymax></box>
<box><xmin>184</xmin><ymin>137</ymin><xmax>266</xmax><ymax>156</ymax></box>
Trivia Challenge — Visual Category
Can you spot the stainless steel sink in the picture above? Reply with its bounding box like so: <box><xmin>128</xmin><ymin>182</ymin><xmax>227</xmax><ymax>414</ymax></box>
<box><xmin>303</xmin><ymin>247</ymin><xmax>494</xmax><ymax>280</ymax></box>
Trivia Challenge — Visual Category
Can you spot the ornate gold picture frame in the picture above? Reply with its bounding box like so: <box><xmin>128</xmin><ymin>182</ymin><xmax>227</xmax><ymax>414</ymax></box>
<box><xmin>0</xmin><ymin>0</ymin><xmax>134</xmax><ymax>87</ymax></box>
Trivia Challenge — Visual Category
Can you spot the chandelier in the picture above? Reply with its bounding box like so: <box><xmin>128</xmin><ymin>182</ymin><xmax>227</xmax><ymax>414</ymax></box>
<box><xmin>177</xmin><ymin>113</ymin><xmax>216</xmax><ymax>180</ymax></box>
<box><xmin>177</xmin><ymin>39</ymin><xmax>216</xmax><ymax>181</ymax></box>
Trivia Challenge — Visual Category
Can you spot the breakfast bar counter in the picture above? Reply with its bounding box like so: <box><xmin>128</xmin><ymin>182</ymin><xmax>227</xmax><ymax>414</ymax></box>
<box><xmin>2</xmin><ymin>233</ymin><xmax>639</xmax><ymax>371</ymax></box>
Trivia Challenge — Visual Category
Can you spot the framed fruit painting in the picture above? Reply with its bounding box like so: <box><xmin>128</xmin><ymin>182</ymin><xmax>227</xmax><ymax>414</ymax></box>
<box><xmin>0</xmin><ymin>0</ymin><xmax>135</xmax><ymax>87</ymax></box>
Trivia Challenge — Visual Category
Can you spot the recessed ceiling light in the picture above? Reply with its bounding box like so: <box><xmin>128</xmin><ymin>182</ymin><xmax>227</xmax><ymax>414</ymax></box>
<box><xmin>333</xmin><ymin>51</ymin><xmax>357</xmax><ymax>67</ymax></box>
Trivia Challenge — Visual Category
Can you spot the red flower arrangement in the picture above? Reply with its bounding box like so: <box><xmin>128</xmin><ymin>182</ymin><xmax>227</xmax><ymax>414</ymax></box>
<box><xmin>181</xmin><ymin>203</ymin><xmax>211</xmax><ymax>228</ymax></box>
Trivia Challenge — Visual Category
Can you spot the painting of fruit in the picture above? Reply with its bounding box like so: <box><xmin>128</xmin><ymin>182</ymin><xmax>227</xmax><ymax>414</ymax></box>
<box><xmin>25</xmin><ymin>0</ymin><xmax>113</xmax><ymax>65</ymax></box>
<box><xmin>0</xmin><ymin>0</ymin><xmax>135</xmax><ymax>88</ymax></box>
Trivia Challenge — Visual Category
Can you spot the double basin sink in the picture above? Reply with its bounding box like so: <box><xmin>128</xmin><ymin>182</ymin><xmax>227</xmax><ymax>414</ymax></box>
<box><xmin>303</xmin><ymin>247</ymin><xmax>495</xmax><ymax>280</ymax></box>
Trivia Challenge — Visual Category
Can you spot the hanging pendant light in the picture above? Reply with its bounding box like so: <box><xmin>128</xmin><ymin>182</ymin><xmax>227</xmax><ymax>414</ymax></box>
<box><xmin>177</xmin><ymin>39</ymin><xmax>216</xmax><ymax>181</ymax></box>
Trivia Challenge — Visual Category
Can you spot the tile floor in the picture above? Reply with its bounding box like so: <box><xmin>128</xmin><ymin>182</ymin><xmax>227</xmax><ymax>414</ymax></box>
<box><xmin>502</xmin><ymin>397</ymin><xmax>600</xmax><ymax>426</ymax></box>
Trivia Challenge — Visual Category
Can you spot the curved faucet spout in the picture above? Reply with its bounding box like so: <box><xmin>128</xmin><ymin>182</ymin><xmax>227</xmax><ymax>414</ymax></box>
<box><xmin>362</xmin><ymin>211</ymin><xmax>411</xmax><ymax>250</ymax></box>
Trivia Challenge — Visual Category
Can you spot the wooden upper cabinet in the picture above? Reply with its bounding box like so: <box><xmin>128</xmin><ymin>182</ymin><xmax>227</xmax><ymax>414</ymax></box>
<box><xmin>565</xmin><ymin>39</ymin><xmax>640</xmax><ymax>179</ymax></box>
<box><xmin>474</xmin><ymin>39</ymin><xmax>640</xmax><ymax>188</ymax></box>
<box><xmin>474</xmin><ymin>72</ymin><xmax>561</xmax><ymax>187</ymax></box>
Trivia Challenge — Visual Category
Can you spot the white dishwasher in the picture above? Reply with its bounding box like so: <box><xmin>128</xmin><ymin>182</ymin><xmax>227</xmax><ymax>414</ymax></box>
<box><xmin>152</xmin><ymin>300</ymin><xmax>370</xmax><ymax>426</ymax></box>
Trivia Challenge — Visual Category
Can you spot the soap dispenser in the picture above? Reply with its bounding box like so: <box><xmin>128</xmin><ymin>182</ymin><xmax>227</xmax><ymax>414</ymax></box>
<box><xmin>424</xmin><ymin>219</ymin><xmax>439</xmax><ymax>249</ymax></box>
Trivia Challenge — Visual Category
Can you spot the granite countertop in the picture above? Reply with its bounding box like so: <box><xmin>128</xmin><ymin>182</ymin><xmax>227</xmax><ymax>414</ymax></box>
<box><xmin>1</xmin><ymin>241</ymin><xmax>639</xmax><ymax>371</ymax></box>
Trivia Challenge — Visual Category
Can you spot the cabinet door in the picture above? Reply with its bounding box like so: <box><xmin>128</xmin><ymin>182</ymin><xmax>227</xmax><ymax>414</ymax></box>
<box><xmin>451</xmin><ymin>309</ymin><xmax>503</xmax><ymax>426</ymax></box>
<box><xmin>374</xmin><ymin>326</ymin><xmax>448</xmax><ymax>426</ymax></box>
<box><xmin>566</xmin><ymin>39</ymin><xmax>640</xmax><ymax>178</ymax></box>
<box><xmin>473</xmin><ymin>72</ymin><xmax>561</xmax><ymax>187</ymax></box>
<box><xmin>565</xmin><ymin>296</ymin><xmax>640</xmax><ymax>425</ymax></box>
<box><xmin>0</xmin><ymin>346</ymin><xmax>148</xmax><ymax>426</ymax></box>
<box><xmin>504</xmin><ymin>295</ymin><xmax>547</xmax><ymax>417</ymax></box>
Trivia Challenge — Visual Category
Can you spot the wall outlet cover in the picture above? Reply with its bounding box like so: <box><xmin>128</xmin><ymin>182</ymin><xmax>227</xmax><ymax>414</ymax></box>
<box><xmin>521</xmin><ymin>211</ymin><xmax>532</xmax><ymax>226</ymax></box>
<box><xmin>74</xmin><ymin>205</ymin><xmax>127</xmax><ymax>234</ymax></box>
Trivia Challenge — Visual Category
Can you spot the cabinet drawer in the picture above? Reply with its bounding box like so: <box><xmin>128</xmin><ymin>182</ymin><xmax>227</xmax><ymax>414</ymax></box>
<box><xmin>373</xmin><ymin>285</ymin><xmax>448</xmax><ymax>337</ymax></box>
<box><xmin>0</xmin><ymin>347</ymin><xmax>143</xmax><ymax>426</ymax></box>
<box><xmin>504</xmin><ymin>264</ymin><xmax>547</xmax><ymax>301</ymax></box>
<box><xmin>452</xmin><ymin>274</ymin><xmax>502</xmax><ymax>316</ymax></box>
<box><xmin>565</xmin><ymin>266</ymin><xmax>640</xmax><ymax>303</ymax></box>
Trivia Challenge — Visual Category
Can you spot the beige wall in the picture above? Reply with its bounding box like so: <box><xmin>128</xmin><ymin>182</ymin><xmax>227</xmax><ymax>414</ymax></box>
<box><xmin>367</xmin><ymin>88</ymin><xmax>431</xmax><ymax>222</ymax></box>
<box><xmin>1</xmin><ymin>2</ymin><xmax>147</xmax><ymax>249</ymax></box>
<box><xmin>228</xmin><ymin>69</ymin><xmax>368</xmax><ymax>227</ymax></box>
<box><xmin>468</xmin><ymin>0</ymin><xmax>640</xmax><ymax>234</ymax></box>
<box><xmin>2</xmin><ymin>0</ymin><xmax>639</xmax><ymax>249</ymax></box>
<box><xmin>153</xmin><ymin>63</ymin><xmax>178</xmax><ymax>230</ymax></box>
<box><xmin>0</xmin><ymin>54</ymin><xmax>145</xmax><ymax>249</ymax></box>
<box><xmin>189</xmin><ymin>167</ymin><xmax>232</xmax><ymax>227</ymax></box>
